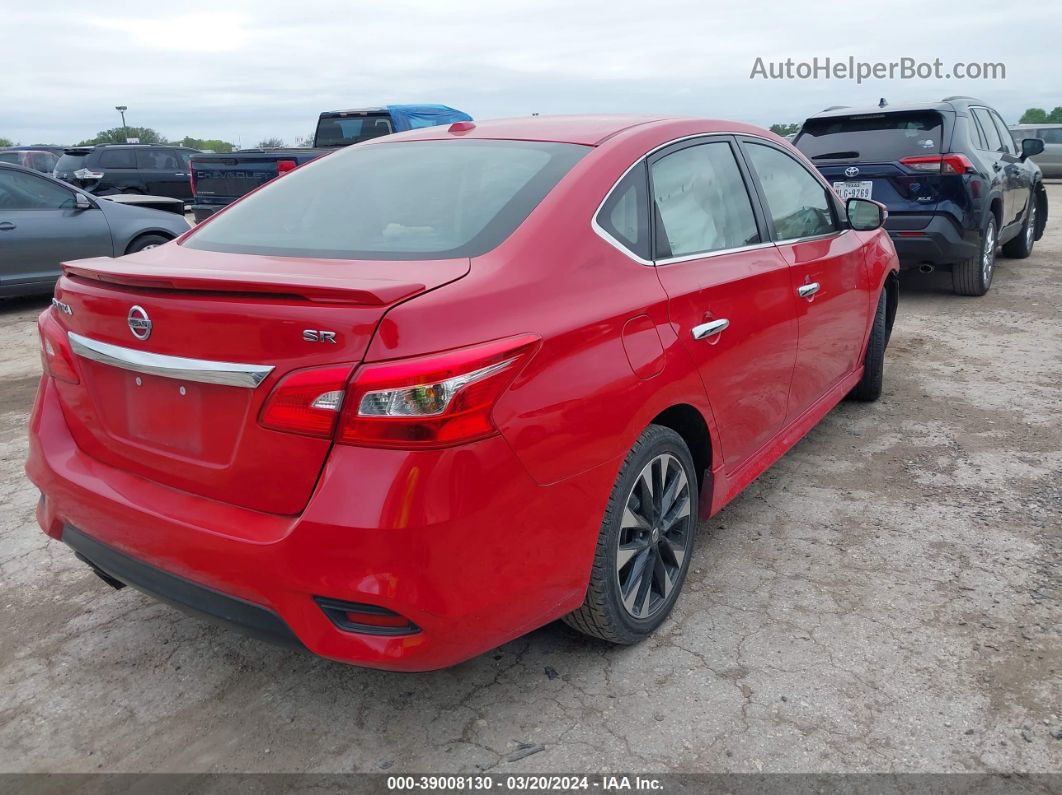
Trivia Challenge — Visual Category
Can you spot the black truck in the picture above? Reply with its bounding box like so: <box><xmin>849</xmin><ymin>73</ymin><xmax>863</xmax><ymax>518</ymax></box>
<box><xmin>189</xmin><ymin>104</ymin><xmax>472</xmax><ymax>222</ymax></box>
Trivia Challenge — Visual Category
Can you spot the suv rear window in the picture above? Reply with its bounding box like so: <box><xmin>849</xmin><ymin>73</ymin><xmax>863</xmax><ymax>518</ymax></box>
<box><xmin>795</xmin><ymin>112</ymin><xmax>944</xmax><ymax>162</ymax></box>
<box><xmin>54</xmin><ymin>152</ymin><xmax>89</xmax><ymax>173</ymax></box>
<box><xmin>315</xmin><ymin>115</ymin><xmax>395</xmax><ymax>147</ymax></box>
<box><xmin>184</xmin><ymin>140</ymin><xmax>588</xmax><ymax>260</ymax></box>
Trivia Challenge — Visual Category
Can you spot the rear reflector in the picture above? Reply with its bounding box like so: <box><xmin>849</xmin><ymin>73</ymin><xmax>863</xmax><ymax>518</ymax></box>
<box><xmin>258</xmin><ymin>365</ymin><xmax>352</xmax><ymax>438</ymax></box>
<box><xmin>314</xmin><ymin>597</ymin><xmax>419</xmax><ymax>635</ymax></box>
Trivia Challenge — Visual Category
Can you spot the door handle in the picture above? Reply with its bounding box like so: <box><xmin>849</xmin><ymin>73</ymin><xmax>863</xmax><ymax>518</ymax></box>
<box><xmin>691</xmin><ymin>318</ymin><xmax>729</xmax><ymax>339</ymax></box>
<box><xmin>0</xmin><ymin>221</ymin><xmax>15</xmax><ymax>231</ymax></box>
<box><xmin>797</xmin><ymin>282</ymin><xmax>821</xmax><ymax>299</ymax></box>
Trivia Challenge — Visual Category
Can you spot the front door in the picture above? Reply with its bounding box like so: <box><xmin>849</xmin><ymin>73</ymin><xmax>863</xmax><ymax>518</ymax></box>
<box><xmin>0</xmin><ymin>169</ymin><xmax>113</xmax><ymax>289</ymax></box>
<box><xmin>648</xmin><ymin>136</ymin><xmax>798</xmax><ymax>472</ymax></box>
<box><xmin>740</xmin><ymin>139</ymin><xmax>871</xmax><ymax>421</ymax></box>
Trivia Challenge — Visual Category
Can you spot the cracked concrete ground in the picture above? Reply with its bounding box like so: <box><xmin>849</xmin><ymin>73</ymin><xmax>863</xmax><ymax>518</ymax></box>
<box><xmin>1</xmin><ymin>187</ymin><xmax>1059</xmax><ymax>775</ymax></box>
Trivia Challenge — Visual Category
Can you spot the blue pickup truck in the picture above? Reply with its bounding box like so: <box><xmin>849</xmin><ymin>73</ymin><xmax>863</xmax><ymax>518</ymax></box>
<box><xmin>189</xmin><ymin>104</ymin><xmax>472</xmax><ymax>222</ymax></box>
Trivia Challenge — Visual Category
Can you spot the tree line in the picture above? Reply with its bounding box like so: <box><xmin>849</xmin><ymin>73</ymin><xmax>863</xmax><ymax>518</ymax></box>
<box><xmin>0</xmin><ymin>127</ymin><xmax>292</xmax><ymax>152</ymax></box>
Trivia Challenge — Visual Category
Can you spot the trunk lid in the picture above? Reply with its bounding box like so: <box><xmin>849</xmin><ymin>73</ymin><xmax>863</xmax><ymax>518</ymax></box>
<box><xmin>52</xmin><ymin>243</ymin><xmax>469</xmax><ymax>514</ymax></box>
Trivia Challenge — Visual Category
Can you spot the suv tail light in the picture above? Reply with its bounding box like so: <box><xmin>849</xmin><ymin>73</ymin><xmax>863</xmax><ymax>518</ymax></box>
<box><xmin>339</xmin><ymin>334</ymin><xmax>540</xmax><ymax>449</ymax></box>
<box><xmin>259</xmin><ymin>365</ymin><xmax>352</xmax><ymax>438</ymax></box>
<box><xmin>277</xmin><ymin>159</ymin><xmax>297</xmax><ymax>175</ymax></box>
<box><xmin>189</xmin><ymin>162</ymin><xmax>198</xmax><ymax>194</ymax></box>
<box><xmin>900</xmin><ymin>154</ymin><xmax>974</xmax><ymax>175</ymax></box>
<box><xmin>38</xmin><ymin>311</ymin><xmax>80</xmax><ymax>384</ymax></box>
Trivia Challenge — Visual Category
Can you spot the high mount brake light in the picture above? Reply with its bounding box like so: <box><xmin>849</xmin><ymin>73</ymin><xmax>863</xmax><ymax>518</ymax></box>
<box><xmin>338</xmin><ymin>334</ymin><xmax>540</xmax><ymax>449</ymax></box>
<box><xmin>900</xmin><ymin>154</ymin><xmax>974</xmax><ymax>175</ymax></box>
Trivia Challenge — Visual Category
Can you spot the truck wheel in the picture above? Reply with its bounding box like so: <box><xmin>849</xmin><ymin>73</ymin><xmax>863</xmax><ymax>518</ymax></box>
<box><xmin>1001</xmin><ymin>192</ymin><xmax>1037</xmax><ymax>259</ymax></box>
<box><xmin>563</xmin><ymin>425</ymin><xmax>697</xmax><ymax>644</ymax></box>
<box><xmin>848</xmin><ymin>288</ymin><xmax>888</xmax><ymax>402</ymax></box>
<box><xmin>952</xmin><ymin>216</ymin><xmax>996</xmax><ymax>297</ymax></box>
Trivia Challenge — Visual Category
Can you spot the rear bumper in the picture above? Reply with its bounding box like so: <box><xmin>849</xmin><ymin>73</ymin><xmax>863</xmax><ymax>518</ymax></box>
<box><xmin>26</xmin><ymin>375</ymin><xmax>613</xmax><ymax>671</ymax></box>
<box><xmin>888</xmin><ymin>214</ymin><xmax>979</xmax><ymax>269</ymax></box>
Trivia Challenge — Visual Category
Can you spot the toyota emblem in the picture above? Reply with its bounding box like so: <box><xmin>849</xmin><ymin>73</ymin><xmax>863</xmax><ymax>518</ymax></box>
<box><xmin>127</xmin><ymin>305</ymin><xmax>152</xmax><ymax>341</ymax></box>
<box><xmin>844</xmin><ymin>166</ymin><xmax>860</xmax><ymax>178</ymax></box>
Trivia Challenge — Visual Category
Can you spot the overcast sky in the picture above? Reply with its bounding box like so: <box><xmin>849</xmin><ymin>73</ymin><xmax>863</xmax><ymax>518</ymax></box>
<box><xmin>4</xmin><ymin>0</ymin><xmax>1060</xmax><ymax>147</ymax></box>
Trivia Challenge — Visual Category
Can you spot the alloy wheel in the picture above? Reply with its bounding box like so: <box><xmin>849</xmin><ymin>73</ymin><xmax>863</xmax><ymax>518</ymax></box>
<box><xmin>615</xmin><ymin>453</ymin><xmax>693</xmax><ymax>620</ymax></box>
<box><xmin>982</xmin><ymin>220</ymin><xmax>996</xmax><ymax>285</ymax></box>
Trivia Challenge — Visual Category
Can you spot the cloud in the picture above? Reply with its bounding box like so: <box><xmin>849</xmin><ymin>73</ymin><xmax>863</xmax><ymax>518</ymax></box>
<box><xmin>2</xmin><ymin>0</ymin><xmax>1059</xmax><ymax>146</ymax></box>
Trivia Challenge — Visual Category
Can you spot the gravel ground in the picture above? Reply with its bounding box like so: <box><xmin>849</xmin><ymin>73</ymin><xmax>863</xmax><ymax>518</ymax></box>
<box><xmin>1</xmin><ymin>187</ymin><xmax>1059</xmax><ymax>775</ymax></box>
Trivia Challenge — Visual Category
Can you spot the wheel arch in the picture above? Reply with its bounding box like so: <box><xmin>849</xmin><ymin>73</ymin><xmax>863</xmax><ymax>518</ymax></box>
<box><xmin>649</xmin><ymin>403</ymin><xmax>712</xmax><ymax>508</ymax></box>
<box><xmin>123</xmin><ymin>229</ymin><xmax>176</xmax><ymax>255</ymax></box>
<box><xmin>883</xmin><ymin>271</ymin><xmax>899</xmax><ymax>341</ymax></box>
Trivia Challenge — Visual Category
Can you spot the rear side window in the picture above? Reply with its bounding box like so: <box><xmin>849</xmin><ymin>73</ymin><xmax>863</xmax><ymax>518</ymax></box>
<box><xmin>0</xmin><ymin>152</ymin><xmax>18</xmax><ymax>164</ymax></box>
<box><xmin>595</xmin><ymin>162</ymin><xmax>649</xmax><ymax>260</ymax></box>
<box><xmin>1041</xmin><ymin>128</ymin><xmax>1062</xmax><ymax>144</ymax></box>
<box><xmin>136</xmin><ymin>149</ymin><xmax>181</xmax><ymax>169</ymax></box>
<box><xmin>744</xmin><ymin>143</ymin><xmax>837</xmax><ymax>241</ymax></box>
<box><xmin>796</xmin><ymin>112</ymin><xmax>943</xmax><ymax>162</ymax></box>
<box><xmin>99</xmin><ymin>149</ymin><xmax>136</xmax><ymax>168</ymax></box>
<box><xmin>184</xmin><ymin>140</ymin><xmax>588</xmax><ymax>260</ymax></box>
<box><xmin>649</xmin><ymin>141</ymin><xmax>760</xmax><ymax>259</ymax></box>
<box><xmin>972</xmin><ymin>109</ymin><xmax>1003</xmax><ymax>152</ymax></box>
<box><xmin>0</xmin><ymin>169</ymin><xmax>76</xmax><ymax>210</ymax></box>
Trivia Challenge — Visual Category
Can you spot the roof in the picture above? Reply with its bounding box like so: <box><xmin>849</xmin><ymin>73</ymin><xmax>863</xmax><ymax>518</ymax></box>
<box><xmin>807</xmin><ymin>97</ymin><xmax>986</xmax><ymax>120</ymax></box>
<box><xmin>322</xmin><ymin>104</ymin><xmax>465</xmax><ymax>116</ymax></box>
<box><xmin>381</xmin><ymin>114</ymin><xmax>670</xmax><ymax>145</ymax></box>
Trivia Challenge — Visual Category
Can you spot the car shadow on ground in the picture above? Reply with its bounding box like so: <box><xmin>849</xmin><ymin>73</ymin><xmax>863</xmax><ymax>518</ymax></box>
<box><xmin>0</xmin><ymin>294</ymin><xmax>51</xmax><ymax>316</ymax></box>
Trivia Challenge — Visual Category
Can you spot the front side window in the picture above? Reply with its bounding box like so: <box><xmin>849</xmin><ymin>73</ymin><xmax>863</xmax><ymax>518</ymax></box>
<box><xmin>595</xmin><ymin>162</ymin><xmax>649</xmax><ymax>260</ymax></box>
<box><xmin>99</xmin><ymin>148</ymin><xmax>136</xmax><ymax>168</ymax></box>
<box><xmin>649</xmin><ymin>141</ymin><xmax>760</xmax><ymax>259</ymax></box>
<box><xmin>744</xmin><ymin>143</ymin><xmax>837</xmax><ymax>241</ymax></box>
<box><xmin>137</xmin><ymin>149</ymin><xmax>181</xmax><ymax>169</ymax></box>
<box><xmin>989</xmin><ymin>112</ymin><xmax>1015</xmax><ymax>155</ymax></box>
<box><xmin>0</xmin><ymin>170</ymin><xmax>76</xmax><ymax>210</ymax></box>
<box><xmin>184</xmin><ymin>140</ymin><xmax>588</xmax><ymax>260</ymax></box>
<box><xmin>1041</xmin><ymin>128</ymin><xmax>1062</xmax><ymax>144</ymax></box>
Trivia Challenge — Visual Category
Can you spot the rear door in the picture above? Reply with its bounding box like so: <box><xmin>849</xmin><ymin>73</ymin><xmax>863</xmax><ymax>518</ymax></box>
<box><xmin>136</xmin><ymin>148</ymin><xmax>189</xmax><ymax>199</ymax></box>
<box><xmin>1036</xmin><ymin>128</ymin><xmax>1062</xmax><ymax>174</ymax></box>
<box><xmin>740</xmin><ymin>138</ymin><xmax>871</xmax><ymax>422</ymax></box>
<box><xmin>0</xmin><ymin>169</ymin><xmax>112</xmax><ymax>288</ymax></box>
<box><xmin>96</xmin><ymin>147</ymin><xmax>140</xmax><ymax>193</ymax></box>
<box><xmin>988</xmin><ymin>110</ymin><xmax>1031</xmax><ymax>229</ymax></box>
<box><xmin>649</xmin><ymin>136</ymin><xmax>798</xmax><ymax>472</ymax></box>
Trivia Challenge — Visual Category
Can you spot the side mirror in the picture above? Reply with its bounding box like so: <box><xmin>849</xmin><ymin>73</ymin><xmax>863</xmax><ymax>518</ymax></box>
<box><xmin>1021</xmin><ymin>137</ymin><xmax>1045</xmax><ymax>161</ymax></box>
<box><xmin>846</xmin><ymin>197</ymin><xmax>887</xmax><ymax>231</ymax></box>
<box><xmin>74</xmin><ymin>192</ymin><xmax>94</xmax><ymax>211</ymax></box>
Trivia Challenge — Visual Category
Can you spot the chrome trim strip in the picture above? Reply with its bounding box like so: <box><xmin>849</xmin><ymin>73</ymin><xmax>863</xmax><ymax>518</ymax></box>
<box><xmin>657</xmin><ymin>241</ymin><xmax>775</xmax><ymax>266</ymax></box>
<box><xmin>68</xmin><ymin>332</ymin><xmax>274</xmax><ymax>388</ymax></box>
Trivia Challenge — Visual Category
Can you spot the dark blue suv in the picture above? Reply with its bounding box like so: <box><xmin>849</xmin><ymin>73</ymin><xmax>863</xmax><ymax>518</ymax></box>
<box><xmin>795</xmin><ymin>96</ymin><xmax>1047</xmax><ymax>296</ymax></box>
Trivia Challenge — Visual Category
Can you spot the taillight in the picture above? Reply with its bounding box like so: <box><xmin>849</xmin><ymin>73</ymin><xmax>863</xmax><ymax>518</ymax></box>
<box><xmin>900</xmin><ymin>154</ymin><xmax>974</xmax><ymax>175</ymax></box>
<box><xmin>38</xmin><ymin>311</ymin><xmax>80</xmax><ymax>384</ymax></box>
<box><xmin>277</xmin><ymin>159</ymin><xmax>297</xmax><ymax>175</ymax></box>
<box><xmin>259</xmin><ymin>365</ymin><xmax>352</xmax><ymax>438</ymax></box>
<box><xmin>337</xmin><ymin>334</ymin><xmax>540</xmax><ymax>449</ymax></box>
<box><xmin>189</xmin><ymin>162</ymin><xmax>198</xmax><ymax>194</ymax></box>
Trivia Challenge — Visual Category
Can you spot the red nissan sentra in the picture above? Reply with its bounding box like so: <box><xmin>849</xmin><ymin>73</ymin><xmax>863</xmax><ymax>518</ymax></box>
<box><xmin>27</xmin><ymin>116</ymin><xmax>899</xmax><ymax>670</ymax></box>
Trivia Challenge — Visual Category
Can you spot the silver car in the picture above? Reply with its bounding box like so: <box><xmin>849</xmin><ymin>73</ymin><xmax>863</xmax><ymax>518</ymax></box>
<box><xmin>1010</xmin><ymin>124</ymin><xmax>1062</xmax><ymax>178</ymax></box>
<box><xmin>0</xmin><ymin>162</ymin><xmax>189</xmax><ymax>298</ymax></box>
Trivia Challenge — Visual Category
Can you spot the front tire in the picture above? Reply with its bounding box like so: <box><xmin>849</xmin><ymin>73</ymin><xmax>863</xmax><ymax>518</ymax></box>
<box><xmin>952</xmin><ymin>215</ymin><xmax>996</xmax><ymax>296</ymax></box>
<box><xmin>848</xmin><ymin>287</ymin><xmax>888</xmax><ymax>402</ymax></box>
<box><xmin>1001</xmin><ymin>192</ymin><xmax>1037</xmax><ymax>259</ymax></box>
<box><xmin>563</xmin><ymin>425</ymin><xmax>697</xmax><ymax>644</ymax></box>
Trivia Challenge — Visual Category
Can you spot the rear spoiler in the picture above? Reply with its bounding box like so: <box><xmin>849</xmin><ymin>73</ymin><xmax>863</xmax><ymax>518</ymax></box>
<box><xmin>61</xmin><ymin>257</ymin><xmax>428</xmax><ymax>306</ymax></box>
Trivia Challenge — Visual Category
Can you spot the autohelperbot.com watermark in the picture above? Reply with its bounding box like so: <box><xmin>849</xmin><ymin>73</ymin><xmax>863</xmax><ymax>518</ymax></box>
<box><xmin>750</xmin><ymin>56</ymin><xmax>1005</xmax><ymax>83</ymax></box>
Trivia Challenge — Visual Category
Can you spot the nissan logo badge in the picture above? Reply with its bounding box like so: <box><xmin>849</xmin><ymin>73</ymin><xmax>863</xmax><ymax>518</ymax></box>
<box><xmin>127</xmin><ymin>305</ymin><xmax>152</xmax><ymax>341</ymax></box>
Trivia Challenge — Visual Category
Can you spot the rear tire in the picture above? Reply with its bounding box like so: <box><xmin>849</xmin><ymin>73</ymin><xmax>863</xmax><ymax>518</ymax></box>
<box><xmin>952</xmin><ymin>215</ymin><xmax>996</xmax><ymax>296</ymax></box>
<box><xmin>848</xmin><ymin>287</ymin><xmax>888</xmax><ymax>402</ymax></box>
<box><xmin>125</xmin><ymin>234</ymin><xmax>170</xmax><ymax>254</ymax></box>
<box><xmin>563</xmin><ymin>425</ymin><xmax>697</xmax><ymax>644</ymax></box>
<box><xmin>1001</xmin><ymin>192</ymin><xmax>1037</xmax><ymax>259</ymax></box>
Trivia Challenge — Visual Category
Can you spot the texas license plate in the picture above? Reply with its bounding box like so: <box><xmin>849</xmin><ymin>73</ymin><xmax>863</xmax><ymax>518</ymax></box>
<box><xmin>832</xmin><ymin>181</ymin><xmax>873</xmax><ymax>200</ymax></box>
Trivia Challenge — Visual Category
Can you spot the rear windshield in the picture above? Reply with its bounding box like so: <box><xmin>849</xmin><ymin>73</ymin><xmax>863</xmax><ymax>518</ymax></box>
<box><xmin>795</xmin><ymin>112</ymin><xmax>944</xmax><ymax>162</ymax></box>
<box><xmin>54</xmin><ymin>152</ymin><xmax>90</xmax><ymax>173</ymax></box>
<box><xmin>315</xmin><ymin>115</ymin><xmax>395</xmax><ymax>147</ymax></box>
<box><xmin>183</xmin><ymin>140</ymin><xmax>588</xmax><ymax>260</ymax></box>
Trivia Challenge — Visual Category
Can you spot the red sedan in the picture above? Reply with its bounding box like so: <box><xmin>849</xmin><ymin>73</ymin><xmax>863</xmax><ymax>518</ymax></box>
<box><xmin>27</xmin><ymin>116</ymin><xmax>899</xmax><ymax>670</ymax></box>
